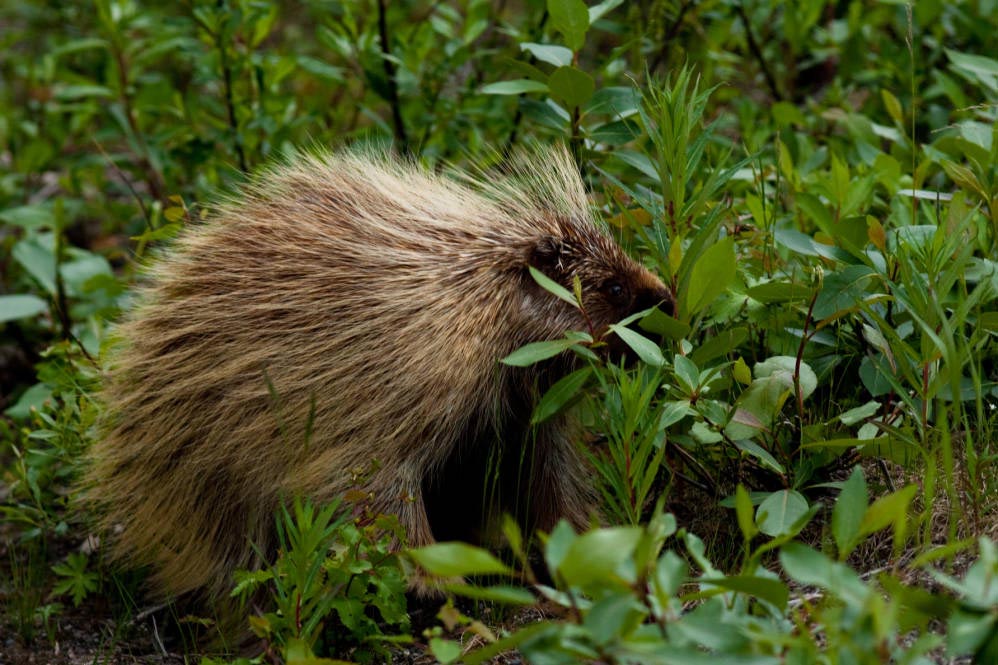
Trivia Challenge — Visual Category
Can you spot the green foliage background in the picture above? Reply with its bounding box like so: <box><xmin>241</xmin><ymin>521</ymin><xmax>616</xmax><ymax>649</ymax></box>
<box><xmin>1</xmin><ymin>0</ymin><xmax>997</xmax><ymax>662</ymax></box>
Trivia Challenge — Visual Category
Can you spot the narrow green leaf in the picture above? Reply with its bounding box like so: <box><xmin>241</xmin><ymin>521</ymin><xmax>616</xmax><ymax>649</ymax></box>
<box><xmin>734</xmin><ymin>485</ymin><xmax>758</xmax><ymax>541</ymax></box>
<box><xmin>531</xmin><ymin>366</ymin><xmax>592</xmax><ymax>424</ymax></box>
<box><xmin>608</xmin><ymin>324</ymin><xmax>665</xmax><ymax>366</ymax></box>
<box><xmin>832</xmin><ymin>467</ymin><xmax>868</xmax><ymax>559</ymax></box>
<box><xmin>409</xmin><ymin>542</ymin><xmax>511</xmax><ymax>577</ymax></box>
<box><xmin>480</xmin><ymin>79</ymin><xmax>549</xmax><ymax>95</ymax></box>
<box><xmin>529</xmin><ymin>265</ymin><xmax>577</xmax><ymax>306</ymax></box>
<box><xmin>500</xmin><ymin>338</ymin><xmax>577</xmax><ymax>367</ymax></box>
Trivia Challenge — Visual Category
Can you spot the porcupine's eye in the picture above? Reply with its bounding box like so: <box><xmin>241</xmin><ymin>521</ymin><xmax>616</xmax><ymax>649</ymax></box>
<box><xmin>601</xmin><ymin>279</ymin><xmax>629</xmax><ymax>306</ymax></box>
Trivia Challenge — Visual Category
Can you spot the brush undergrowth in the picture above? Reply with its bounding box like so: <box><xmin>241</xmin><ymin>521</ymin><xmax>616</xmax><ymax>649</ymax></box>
<box><xmin>2</xmin><ymin>0</ymin><xmax>997</xmax><ymax>662</ymax></box>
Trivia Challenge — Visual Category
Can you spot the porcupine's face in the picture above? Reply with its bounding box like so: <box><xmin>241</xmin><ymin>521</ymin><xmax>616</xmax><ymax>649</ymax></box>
<box><xmin>527</xmin><ymin>230</ymin><xmax>674</xmax><ymax>344</ymax></box>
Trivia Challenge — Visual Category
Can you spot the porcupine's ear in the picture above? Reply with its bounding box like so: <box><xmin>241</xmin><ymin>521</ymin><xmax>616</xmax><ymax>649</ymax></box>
<box><xmin>526</xmin><ymin>235</ymin><xmax>567</xmax><ymax>280</ymax></box>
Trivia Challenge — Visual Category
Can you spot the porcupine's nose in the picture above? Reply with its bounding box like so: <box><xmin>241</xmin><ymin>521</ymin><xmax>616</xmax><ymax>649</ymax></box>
<box><xmin>634</xmin><ymin>283</ymin><xmax>675</xmax><ymax>317</ymax></box>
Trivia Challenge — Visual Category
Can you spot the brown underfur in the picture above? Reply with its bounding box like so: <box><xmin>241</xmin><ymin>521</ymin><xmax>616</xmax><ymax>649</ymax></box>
<box><xmin>86</xmin><ymin>146</ymin><xmax>672</xmax><ymax>602</ymax></box>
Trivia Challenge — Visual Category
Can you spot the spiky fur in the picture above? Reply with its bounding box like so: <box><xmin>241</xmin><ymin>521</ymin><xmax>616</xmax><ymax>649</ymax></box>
<box><xmin>87</xmin><ymin>146</ymin><xmax>671</xmax><ymax>600</ymax></box>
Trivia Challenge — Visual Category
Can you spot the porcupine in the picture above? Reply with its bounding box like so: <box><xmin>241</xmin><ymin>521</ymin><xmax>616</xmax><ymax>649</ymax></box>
<box><xmin>86</xmin><ymin>145</ymin><xmax>674</xmax><ymax>601</ymax></box>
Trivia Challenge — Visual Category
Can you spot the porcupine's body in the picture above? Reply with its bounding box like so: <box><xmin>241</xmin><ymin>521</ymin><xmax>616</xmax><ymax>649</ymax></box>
<box><xmin>88</xmin><ymin>146</ymin><xmax>672</xmax><ymax>600</ymax></box>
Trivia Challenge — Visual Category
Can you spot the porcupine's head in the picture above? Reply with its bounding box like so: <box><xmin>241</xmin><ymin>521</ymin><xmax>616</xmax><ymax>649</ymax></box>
<box><xmin>478</xmin><ymin>147</ymin><xmax>674</xmax><ymax>350</ymax></box>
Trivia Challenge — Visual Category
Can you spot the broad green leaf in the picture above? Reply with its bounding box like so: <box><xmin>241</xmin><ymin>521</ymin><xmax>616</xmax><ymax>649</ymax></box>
<box><xmin>583</xmin><ymin>593</ymin><xmax>646</xmax><ymax>645</ymax></box>
<box><xmin>703</xmin><ymin>575</ymin><xmax>789</xmax><ymax>611</ymax></box>
<box><xmin>746</xmin><ymin>280</ymin><xmax>812</xmax><ymax>304</ymax></box>
<box><xmin>813</xmin><ymin>265</ymin><xmax>880</xmax><ymax>320</ymax></box>
<box><xmin>652</xmin><ymin>550</ymin><xmax>686</xmax><ymax>601</ymax></box>
<box><xmin>946</xmin><ymin>48</ymin><xmax>998</xmax><ymax>93</ymax></box>
<box><xmin>839</xmin><ymin>400</ymin><xmax>880</xmax><ymax>426</ymax></box>
<box><xmin>672</xmin><ymin>354</ymin><xmax>700</xmax><ymax>392</ymax></box>
<box><xmin>547</xmin><ymin>0</ymin><xmax>589</xmax><ymax>51</ymax></box>
<box><xmin>755</xmin><ymin>355</ymin><xmax>818</xmax><ymax>400</ymax></box>
<box><xmin>520</xmin><ymin>42</ymin><xmax>572</xmax><ymax>67</ymax></box>
<box><xmin>543</xmin><ymin>520</ymin><xmax>577</xmax><ymax>574</ymax></box>
<box><xmin>480</xmin><ymin>79</ymin><xmax>549</xmax><ymax>95</ymax></box>
<box><xmin>832</xmin><ymin>467</ymin><xmax>867</xmax><ymax>558</ymax></box>
<box><xmin>409</xmin><ymin>542</ymin><xmax>511</xmax><ymax>577</ymax></box>
<box><xmin>428</xmin><ymin>638</ymin><xmax>463</xmax><ymax>664</ymax></box>
<box><xmin>12</xmin><ymin>236</ymin><xmax>56</xmax><ymax>294</ymax></box>
<box><xmin>689</xmin><ymin>327</ymin><xmax>748</xmax><ymax>364</ymax></box>
<box><xmin>0</xmin><ymin>204</ymin><xmax>54</xmax><ymax>230</ymax></box>
<box><xmin>557</xmin><ymin>527</ymin><xmax>642</xmax><ymax>587</ymax></box>
<box><xmin>756</xmin><ymin>490</ymin><xmax>809</xmax><ymax>537</ymax></box>
<box><xmin>548</xmin><ymin>66</ymin><xmax>595</xmax><ymax>110</ymax></box>
<box><xmin>658</xmin><ymin>400</ymin><xmax>692</xmax><ymax>430</ymax></box>
<box><xmin>585</xmin><ymin>86</ymin><xmax>641</xmax><ymax>115</ymax></box>
<box><xmin>0</xmin><ymin>294</ymin><xmax>48</xmax><ymax>322</ymax></box>
<box><xmin>685</xmin><ymin>236</ymin><xmax>736</xmax><ymax>316</ymax></box>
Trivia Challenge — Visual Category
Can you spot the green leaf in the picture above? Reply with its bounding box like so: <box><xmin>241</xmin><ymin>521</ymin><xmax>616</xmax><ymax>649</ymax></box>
<box><xmin>0</xmin><ymin>204</ymin><xmax>55</xmax><ymax>230</ymax></box>
<box><xmin>480</xmin><ymin>79</ymin><xmax>549</xmax><ymax>95</ymax></box>
<box><xmin>734</xmin><ymin>485</ymin><xmax>758</xmax><ymax>541</ymax></box>
<box><xmin>583</xmin><ymin>592</ymin><xmax>646</xmax><ymax>645</ymax></box>
<box><xmin>547</xmin><ymin>0</ymin><xmax>589</xmax><ymax>51</ymax></box>
<box><xmin>859</xmin><ymin>484</ymin><xmax>918</xmax><ymax>547</ymax></box>
<box><xmin>543</xmin><ymin>520</ymin><xmax>577</xmax><ymax>574</ymax></box>
<box><xmin>838</xmin><ymin>400</ymin><xmax>880</xmax><ymax>426</ymax></box>
<box><xmin>780</xmin><ymin>543</ymin><xmax>869</xmax><ymax>606</ymax></box>
<box><xmin>946</xmin><ymin>48</ymin><xmax>998</xmax><ymax>93</ymax></box>
<box><xmin>733</xmin><ymin>439</ymin><xmax>786</xmax><ymax>475</ymax></box>
<box><xmin>529</xmin><ymin>265</ymin><xmax>578</xmax><ymax>306</ymax></box>
<box><xmin>12</xmin><ymin>236</ymin><xmax>56</xmax><ymax>294</ymax></box>
<box><xmin>429</xmin><ymin>638</ymin><xmax>463</xmax><ymax>664</ymax></box>
<box><xmin>607</xmin><ymin>324</ymin><xmax>665</xmax><ymax>366</ymax></box>
<box><xmin>756</xmin><ymin>490</ymin><xmax>809</xmax><ymax>537</ymax></box>
<box><xmin>409</xmin><ymin>542</ymin><xmax>511</xmax><ymax>577</ymax></box>
<box><xmin>589</xmin><ymin>0</ymin><xmax>624</xmax><ymax>22</ymax></box>
<box><xmin>0</xmin><ymin>294</ymin><xmax>48</xmax><ymax>322</ymax></box>
<box><xmin>443</xmin><ymin>584</ymin><xmax>535</xmax><ymax>605</ymax></box>
<box><xmin>703</xmin><ymin>575</ymin><xmax>789</xmax><ymax>611</ymax></box>
<box><xmin>813</xmin><ymin>265</ymin><xmax>880</xmax><ymax>320</ymax></box>
<box><xmin>684</xmin><ymin>236</ymin><xmax>736</xmax><ymax>316</ymax></box>
<box><xmin>501</xmin><ymin>338</ymin><xmax>578</xmax><ymax>367</ymax></box>
<box><xmin>755</xmin><ymin>355</ymin><xmax>818</xmax><ymax>400</ymax></box>
<box><xmin>689</xmin><ymin>327</ymin><xmax>749</xmax><ymax>365</ymax></box>
<box><xmin>548</xmin><ymin>66</ymin><xmax>595</xmax><ymax>110</ymax></box>
<box><xmin>832</xmin><ymin>467</ymin><xmax>867</xmax><ymax>559</ymax></box>
<box><xmin>53</xmin><ymin>84</ymin><xmax>113</xmax><ymax>100</ymax></box>
<box><xmin>520</xmin><ymin>42</ymin><xmax>572</xmax><ymax>67</ymax></box>
<box><xmin>557</xmin><ymin>527</ymin><xmax>643</xmax><ymax>587</ymax></box>
<box><xmin>531</xmin><ymin>366</ymin><xmax>592</xmax><ymax>424</ymax></box>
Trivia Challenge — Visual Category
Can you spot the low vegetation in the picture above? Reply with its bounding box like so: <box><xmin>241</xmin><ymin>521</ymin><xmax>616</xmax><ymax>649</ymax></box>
<box><xmin>1</xmin><ymin>0</ymin><xmax>996</xmax><ymax>663</ymax></box>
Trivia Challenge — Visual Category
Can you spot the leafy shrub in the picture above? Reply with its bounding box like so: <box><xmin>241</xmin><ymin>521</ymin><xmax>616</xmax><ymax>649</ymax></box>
<box><xmin>412</xmin><ymin>469</ymin><xmax>996</xmax><ymax>664</ymax></box>
<box><xmin>230</xmin><ymin>495</ymin><xmax>410</xmax><ymax>663</ymax></box>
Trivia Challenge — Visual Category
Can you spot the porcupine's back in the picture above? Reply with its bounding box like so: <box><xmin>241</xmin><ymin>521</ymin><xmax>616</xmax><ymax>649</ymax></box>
<box><xmin>87</xmin><ymin>147</ymin><xmax>605</xmax><ymax>599</ymax></box>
